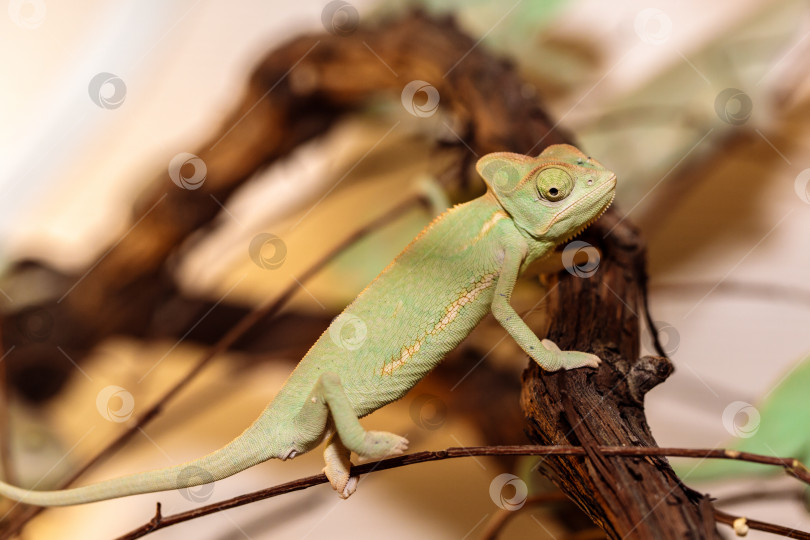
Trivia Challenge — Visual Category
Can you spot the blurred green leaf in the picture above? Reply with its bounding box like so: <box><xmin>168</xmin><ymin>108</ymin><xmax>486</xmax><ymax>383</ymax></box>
<box><xmin>677</xmin><ymin>354</ymin><xmax>810</xmax><ymax>482</ymax></box>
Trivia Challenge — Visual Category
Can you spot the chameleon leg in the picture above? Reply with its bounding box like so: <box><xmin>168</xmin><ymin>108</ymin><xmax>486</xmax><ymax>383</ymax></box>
<box><xmin>323</xmin><ymin>433</ymin><xmax>359</xmax><ymax>498</ymax></box>
<box><xmin>295</xmin><ymin>372</ymin><xmax>408</xmax><ymax>460</ymax></box>
<box><xmin>493</xmin><ymin>246</ymin><xmax>600</xmax><ymax>371</ymax></box>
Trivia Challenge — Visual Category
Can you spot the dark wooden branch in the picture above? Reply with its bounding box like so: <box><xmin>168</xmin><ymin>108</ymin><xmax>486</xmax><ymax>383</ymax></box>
<box><xmin>114</xmin><ymin>445</ymin><xmax>810</xmax><ymax>540</ymax></box>
<box><xmin>521</xmin><ymin>210</ymin><xmax>721</xmax><ymax>538</ymax></box>
<box><xmin>0</xmin><ymin>322</ymin><xmax>14</xmax><ymax>486</ymax></box>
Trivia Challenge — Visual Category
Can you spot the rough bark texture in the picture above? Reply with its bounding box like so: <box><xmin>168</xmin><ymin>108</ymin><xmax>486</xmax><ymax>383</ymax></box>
<box><xmin>521</xmin><ymin>211</ymin><xmax>720</xmax><ymax>538</ymax></box>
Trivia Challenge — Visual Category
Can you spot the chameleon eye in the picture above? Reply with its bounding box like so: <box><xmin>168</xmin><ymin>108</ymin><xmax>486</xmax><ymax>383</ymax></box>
<box><xmin>536</xmin><ymin>167</ymin><xmax>573</xmax><ymax>202</ymax></box>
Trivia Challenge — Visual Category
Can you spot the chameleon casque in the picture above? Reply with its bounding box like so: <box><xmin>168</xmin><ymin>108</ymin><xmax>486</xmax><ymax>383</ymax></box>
<box><xmin>0</xmin><ymin>144</ymin><xmax>616</xmax><ymax>505</ymax></box>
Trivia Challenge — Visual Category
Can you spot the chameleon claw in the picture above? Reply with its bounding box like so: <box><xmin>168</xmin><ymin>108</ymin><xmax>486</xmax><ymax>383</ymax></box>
<box><xmin>340</xmin><ymin>476</ymin><xmax>359</xmax><ymax>498</ymax></box>
<box><xmin>560</xmin><ymin>351</ymin><xmax>601</xmax><ymax>370</ymax></box>
<box><xmin>568</xmin><ymin>352</ymin><xmax>601</xmax><ymax>369</ymax></box>
<box><xmin>540</xmin><ymin>339</ymin><xmax>600</xmax><ymax>370</ymax></box>
<box><xmin>390</xmin><ymin>436</ymin><xmax>409</xmax><ymax>455</ymax></box>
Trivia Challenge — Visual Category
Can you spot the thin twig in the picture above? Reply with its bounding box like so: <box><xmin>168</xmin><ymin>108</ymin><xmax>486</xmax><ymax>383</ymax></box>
<box><xmin>116</xmin><ymin>444</ymin><xmax>810</xmax><ymax>540</ymax></box>
<box><xmin>652</xmin><ymin>280</ymin><xmax>810</xmax><ymax>309</ymax></box>
<box><xmin>638</xmin><ymin>250</ymin><xmax>669</xmax><ymax>359</ymax></box>
<box><xmin>715</xmin><ymin>487</ymin><xmax>806</xmax><ymax>507</ymax></box>
<box><xmin>3</xmin><ymin>194</ymin><xmax>426</xmax><ymax>537</ymax></box>
<box><xmin>714</xmin><ymin>509</ymin><xmax>810</xmax><ymax>540</ymax></box>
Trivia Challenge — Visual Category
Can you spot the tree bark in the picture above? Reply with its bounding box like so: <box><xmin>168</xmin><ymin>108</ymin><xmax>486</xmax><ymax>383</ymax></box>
<box><xmin>521</xmin><ymin>211</ymin><xmax>720</xmax><ymax>538</ymax></box>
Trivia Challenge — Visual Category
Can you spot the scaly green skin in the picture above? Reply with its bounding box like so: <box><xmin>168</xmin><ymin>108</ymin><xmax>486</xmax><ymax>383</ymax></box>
<box><xmin>0</xmin><ymin>144</ymin><xmax>616</xmax><ymax>505</ymax></box>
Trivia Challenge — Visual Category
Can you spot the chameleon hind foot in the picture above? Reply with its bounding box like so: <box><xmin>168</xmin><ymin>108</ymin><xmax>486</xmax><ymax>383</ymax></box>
<box><xmin>323</xmin><ymin>435</ymin><xmax>359</xmax><ymax>498</ymax></box>
<box><xmin>356</xmin><ymin>431</ymin><xmax>409</xmax><ymax>460</ymax></box>
<box><xmin>321</xmin><ymin>430</ymin><xmax>403</xmax><ymax>497</ymax></box>
<box><xmin>296</xmin><ymin>372</ymin><xmax>408</xmax><ymax>463</ymax></box>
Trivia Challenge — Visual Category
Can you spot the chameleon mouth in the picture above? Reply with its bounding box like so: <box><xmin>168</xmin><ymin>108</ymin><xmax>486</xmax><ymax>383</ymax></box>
<box><xmin>556</xmin><ymin>190</ymin><xmax>615</xmax><ymax>245</ymax></box>
<box><xmin>541</xmin><ymin>174</ymin><xmax>616</xmax><ymax>241</ymax></box>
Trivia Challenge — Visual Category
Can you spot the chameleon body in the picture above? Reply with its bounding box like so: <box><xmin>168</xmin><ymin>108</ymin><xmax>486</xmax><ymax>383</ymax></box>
<box><xmin>0</xmin><ymin>144</ymin><xmax>616</xmax><ymax>504</ymax></box>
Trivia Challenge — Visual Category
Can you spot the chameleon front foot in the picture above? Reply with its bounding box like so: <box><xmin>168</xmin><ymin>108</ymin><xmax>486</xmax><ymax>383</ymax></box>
<box><xmin>539</xmin><ymin>339</ymin><xmax>601</xmax><ymax>370</ymax></box>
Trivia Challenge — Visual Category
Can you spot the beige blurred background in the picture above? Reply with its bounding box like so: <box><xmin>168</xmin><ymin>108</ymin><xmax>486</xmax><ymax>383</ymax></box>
<box><xmin>2</xmin><ymin>0</ymin><xmax>810</xmax><ymax>538</ymax></box>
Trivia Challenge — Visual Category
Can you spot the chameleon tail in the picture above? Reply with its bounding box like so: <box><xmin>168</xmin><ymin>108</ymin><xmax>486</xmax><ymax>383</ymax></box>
<box><xmin>0</xmin><ymin>412</ymin><xmax>281</xmax><ymax>506</ymax></box>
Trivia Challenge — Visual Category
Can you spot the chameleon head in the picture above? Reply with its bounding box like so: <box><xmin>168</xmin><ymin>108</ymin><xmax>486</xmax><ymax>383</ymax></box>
<box><xmin>475</xmin><ymin>144</ymin><xmax>617</xmax><ymax>243</ymax></box>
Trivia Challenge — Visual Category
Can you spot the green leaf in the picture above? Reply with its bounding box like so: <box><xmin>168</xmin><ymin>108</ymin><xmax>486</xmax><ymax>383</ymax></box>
<box><xmin>677</xmin><ymin>354</ymin><xmax>810</xmax><ymax>482</ymax></box>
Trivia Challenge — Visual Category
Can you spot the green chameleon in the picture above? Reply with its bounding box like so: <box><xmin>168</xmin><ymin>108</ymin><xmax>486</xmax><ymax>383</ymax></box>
<box><xmin>0</xmin><ymin>144</ymin><xmax>616</xmax><ymax>505</ymax></box>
